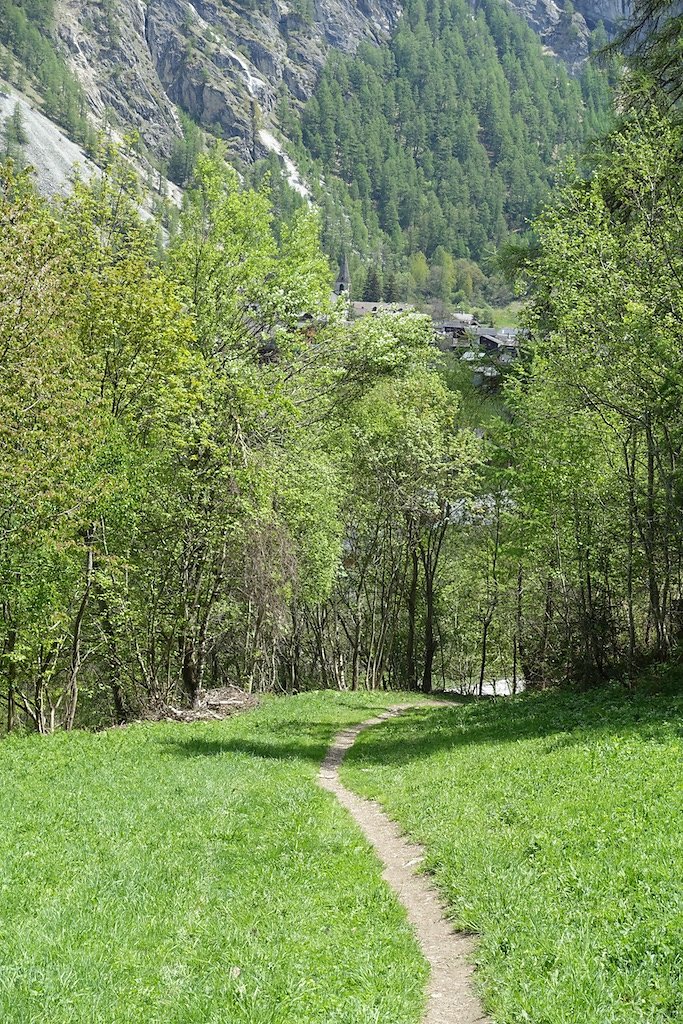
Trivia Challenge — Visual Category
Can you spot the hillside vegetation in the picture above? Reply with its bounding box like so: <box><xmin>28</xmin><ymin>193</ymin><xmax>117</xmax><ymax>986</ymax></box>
<box><xmin>2</xmin><ymin>0</ymin><xmax>683</xmax><ymax>730</ymax></box>
<box><xmin>344</xmin><ymin>685</ymin><xmax>683</xmax><ymax>1023</ymax></box>
<box><xmin>0</xmin><ymin>0</ymin><xmax>93</xmax><ymax>146</ymax></box>
<box><xmin>3</xmin><ymin>96</ymin><xmax>683</xmax><ymax>729</ymax></box>
<box><xmin>0</xmin><ymin>151</ymin><xmax>484</xmax><ymax>732</ymax></box>
<box><xmin>286</xmin><ymin>0</ymin><xmax>614</xmax><ymax>300</ymax></box>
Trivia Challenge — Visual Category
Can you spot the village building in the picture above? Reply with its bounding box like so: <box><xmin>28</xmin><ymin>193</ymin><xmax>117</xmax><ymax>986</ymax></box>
<box><xmin>351</xmin><ymin>301</ymin><xmax>416</xmax><ymax>318</ymax></box>
<box><xmin>333</xmin><ymin>256</ymin><xmax>351</xmax><ymax>297</ymax></box>
<box><xmin>433</xmin><ymin>318</ymin><xmax>524</xmax><ymax>387</ymax></box>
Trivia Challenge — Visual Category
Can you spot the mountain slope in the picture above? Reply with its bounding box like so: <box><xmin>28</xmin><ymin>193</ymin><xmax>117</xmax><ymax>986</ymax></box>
<box><xmin>289</xmin><ymin>0</ymin><xmax>614</xmax><ymax>299</ymax></box>
<box><xmin>1</xmin><ymin>0</ymin><xmax>614</xmax><ymax>306</ymax></box>
<box><xmin>4</xmin><ymin>0</ymin><xmax>619</xmax><ymax>167</ymax></box>
<box><xmin>0</xmin><ymin>85</ymin><xmax>97</xmax><ymax>194</ymax></box>
<box><xmin>54</xmin><ymin>0</ymin><xmax>403</xmax><ymax>160</ymax></box>
<box><xmin>506</xmin><ymin>0</ymin><xmax>627</xmax><ymax>70</ymax></box>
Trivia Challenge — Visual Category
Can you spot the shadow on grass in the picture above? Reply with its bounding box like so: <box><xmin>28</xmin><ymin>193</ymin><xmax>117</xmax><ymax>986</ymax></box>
<box><xmin>163</xmin><ymin>696</ymin><xmax>434</xmax><ymax>762</ymax></box>
<box><xmin>163</xmin><ymin>689</ymin><xmax>683</xmax><ymax>768</ymax></box>
<box><xmin>343</xmin><ymin>688</ymin><xmax>683</xmax><ymax>768</ymax></box>
<box><xmin>165</xmin><ymin>703</ymin><xmax>381</xmax><ymax>762</ymax></box>
<box><xmin>166</xmin><ymin>729</ymin><xmax>334</xmax><ymax>762</ymax></box>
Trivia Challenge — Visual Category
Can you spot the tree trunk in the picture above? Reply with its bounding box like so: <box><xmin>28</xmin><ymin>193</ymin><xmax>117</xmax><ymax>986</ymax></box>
<box><xmin>514</xmin><ymin>564</ymin><xmax>523</xmax><ymax>693</ymax></box>
<box><xmin>478</xmin><ymin>617</ymin><xmax>490</xmax><ymax>697</ymax></box>
<box><xmin>406</xmin><ymin>543</ymin><xmax>419</xmax><ymax>690</ymax></box>
<box><xmin>421</xmin><ymin>565</ymin><xmax>436</xmax><ymax>694</ymax></box>
<box><xmin>182</xmin><ymin>644</ymin><xmax>201</xmax><ymax>705</ymax></box>
<box><xmin>512</xmin><ymin>636</ymin><xmax>518</xmax><ymax>695</ymax></box>
<box><xmin>5</xmin><ymin>627</ymin><xmax>17</xmax><ymax>733</ymax></box>
<box><xmin>65</xmin><ymin>525</ymin><xmax>95</xmax><ymax>731</ymax></box>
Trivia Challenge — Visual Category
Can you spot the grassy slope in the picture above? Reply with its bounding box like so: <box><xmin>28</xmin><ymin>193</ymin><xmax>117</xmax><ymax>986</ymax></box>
<box><xmin>0</xmin><ymin>692</ymin><xmax>428</xmax><ymax>1024</ymax></box>
<box><xmin>490</xmin><ymin>300</ymin><xmax>524</xmax><ymax>328</ymax></box>
<box><xmin>342</xmin><ymin>689</ymin><xmax>683</xmax><ymax>1024</ymax></box>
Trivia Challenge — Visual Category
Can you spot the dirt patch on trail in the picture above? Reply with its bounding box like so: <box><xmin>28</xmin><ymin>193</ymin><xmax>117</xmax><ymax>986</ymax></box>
<box><xmin>155</xmin><ymin>687</ymin><xmax>259</xmax><ymax>723</ymax></box>
<box><xmin>319</xmin><ymin>705</ymin><xmax>489</xmax><ymax>1024</ymax></box>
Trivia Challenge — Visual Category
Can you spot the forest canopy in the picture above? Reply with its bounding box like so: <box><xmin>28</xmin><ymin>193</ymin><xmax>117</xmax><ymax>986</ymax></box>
<box><xmin>285</xmin><ymin>0</ymin><xmax>615</xmax><ymax>301</ymax></box>
<box><xmin>0</xmin><ymin>150</ymin><xmax>481</xmax><ymax>732</ymax></box>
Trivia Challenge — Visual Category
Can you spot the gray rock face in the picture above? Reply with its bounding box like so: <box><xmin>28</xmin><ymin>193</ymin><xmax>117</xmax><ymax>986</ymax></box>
<box><xmin>53</xmin><ymin>0</ymin><xmax>622</xmax><ymax>159</ymax></box>
<box><xmin>505</xmin><ymin>0</ymin><xmax>628</xmax><ymax>70</ymax></box>
<box><xmin>574</xmin><ymin>0</ymin><xmax>629</xmax><ymax>30</ymax></box>
<box><xmin>55</xmin><ymin>0</ymin><xmax>402</xmax><ymax>158</ymax></box>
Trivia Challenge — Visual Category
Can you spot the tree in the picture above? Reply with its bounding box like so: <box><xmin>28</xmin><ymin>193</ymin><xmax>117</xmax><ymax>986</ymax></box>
<box><xmin>2</xmin><ymin>103</ymin><xmax>28</xmax><ymax>163</ymax></box>
<box><xmin>505</xmin><ymin>106</ymin><xmax>683</xmax><ymax>684</ymax></box>
<box><xmin>614</xmin><ymin>0</ymin><xmax>683</xmax><ymax>104</ymax></box>
<box><xmin>166</xmin><ymin>114</ymin><xmax>203</xmax><ymax>187</ymax></box>
<box><xmin>363</xmin><ymin>265</ymin><xmax>382</xmax><ymax>302</ymax></box>
<box><xmin>0</xmin><ymin>165</ymin><xmax>101</xmax><ymax>732</ymax></box>
<box><xmin>383</xmin><ymin>270</ymin><xmax>400</xmax><ymax>302</ymax></box>
<box><xmin>321</xmin><ymin>342</ymin><xmax>480</xmax><ymax>694</ymax></box>
<box><xmin>7</xmin><ymin>103</ymin><xmax>27</xmax><ymax>144</ymax></box>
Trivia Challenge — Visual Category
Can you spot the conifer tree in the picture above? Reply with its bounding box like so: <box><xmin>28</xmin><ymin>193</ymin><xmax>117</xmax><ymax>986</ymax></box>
<box><xmin>363</xmin><ymin>265</ymin><xmax>382</xmax><ymax>302</ymax></box>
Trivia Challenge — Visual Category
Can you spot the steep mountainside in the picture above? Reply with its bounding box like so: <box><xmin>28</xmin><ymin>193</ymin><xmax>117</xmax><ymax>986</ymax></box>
<box><xmin>289</xmin><ymin>0</ymin><xmax>614</xmax><ymax>301</ymax></box>
<box><xmin>0</xmin><ymin>0</ymin><xmax>617</xmax><ymax>306</ymax></box>
<box><xmin>507</xmin><ymin>0</ymin><xmax>627</xmax><ymax>70</ymax></box>
<box><xmin>2</xmin><ymin>0</ymin><xmax>623</xmax><ymax>167</ymax></box>
<box><xmin>55</xmin><ymin>0</ymin><xmax>402</xmax><ymax>159</ymax></box>
<box><xmin>0</xmin><ymin>85</ymin><xmax>97</xmax><ymax>194</ymax></box>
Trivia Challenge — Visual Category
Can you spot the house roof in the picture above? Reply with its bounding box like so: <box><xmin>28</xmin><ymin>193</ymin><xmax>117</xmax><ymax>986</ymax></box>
<box><xmin>351</xmin><ymin>301</ymin><xmax>415</xmax><ymax>317</ymax></box>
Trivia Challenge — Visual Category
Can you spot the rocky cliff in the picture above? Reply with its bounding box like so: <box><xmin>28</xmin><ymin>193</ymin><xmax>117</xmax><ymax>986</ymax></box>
<box><xmin>47</xmin><ymin>0</ymin><xmax>624</xmax><ymax>164</ymax></box>
<box><xmin>56</xmin><ymin>0</ymin><xmax>402</xmax><ymax>159</ymax></box>
<box><xmin>507</xmin><ymin>0</ymin><xmax>628</xmax><ymax>70</ymax></box>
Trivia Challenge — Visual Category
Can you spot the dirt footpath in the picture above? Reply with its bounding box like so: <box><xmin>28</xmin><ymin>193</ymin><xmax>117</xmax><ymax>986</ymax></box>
<box><xmin>319</xmin><ymin>705</ymin><xmax>489</xmax><ymax>1024</ymax></box>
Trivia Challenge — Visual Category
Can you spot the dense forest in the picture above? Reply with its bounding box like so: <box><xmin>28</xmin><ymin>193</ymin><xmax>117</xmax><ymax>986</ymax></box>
<box><xmin>1</xmin><ymin>0</ymin><xmax>683</xmax><ymax>733</ymax></box>
<box><xmin>0</xmin><ymin>147</ymin><xmax>484</xmax><ymax>731</ymax></box>
<box><xmin>283</xmin><ymin>0</ymin><xmax>615</xmax><ymax>303</ymax></box>
<box><xmin>504</xmin><ymin>106</ymin><xmax>683</xmax><ymax>686</ymax></box>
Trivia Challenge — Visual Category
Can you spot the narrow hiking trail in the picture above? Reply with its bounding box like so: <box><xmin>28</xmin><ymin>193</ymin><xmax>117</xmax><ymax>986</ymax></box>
<box><xmin>319</xmin><ymin>705</ymin><xmax>489</xmax><ymax>1024</ymax></box>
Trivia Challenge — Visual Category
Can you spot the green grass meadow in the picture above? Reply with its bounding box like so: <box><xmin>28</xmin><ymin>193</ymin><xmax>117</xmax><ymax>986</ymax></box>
<box><xmin>4</xmin><ymin>685</ymin><xmax>683</xmax><ymax>1024</ymax></box>
<box><xmin>343</xmin><ymin>688</ymin><xmax>683</xmax><ymax>1024</ymax></box>
<box><xmin>0</xmin><ymin>692</ymin><xmax>427</xmax><ymax>1024</ymax></box>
